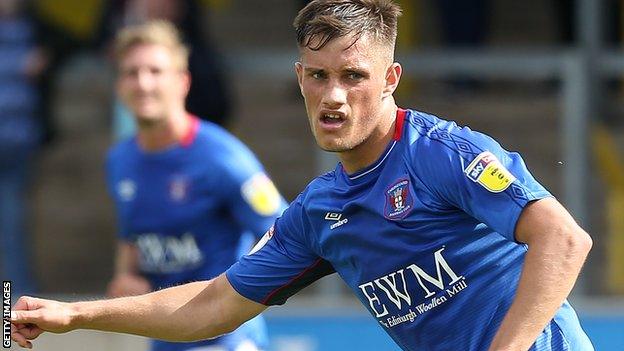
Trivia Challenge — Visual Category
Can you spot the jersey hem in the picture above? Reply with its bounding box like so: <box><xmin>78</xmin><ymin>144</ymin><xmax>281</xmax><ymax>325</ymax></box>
<box><xmin>510</xmin><ymin>191</ymin><xmax>553</xmax><ymax>242</ymax></box>
<box><xmin>225</xmin><ymin>270</ymin><xmax>269</xmax><ymax>306</ymax></box>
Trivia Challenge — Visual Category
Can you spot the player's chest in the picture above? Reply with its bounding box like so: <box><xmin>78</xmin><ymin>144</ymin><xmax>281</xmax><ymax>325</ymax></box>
<box><xmin>308</xmin><ymin>170</ymin><xmax>475</xmax><ymax>276</ymax></box>
<box><xmin>112</xmin><ymin>166</ymin><xmax>220</xmax><ymax>228</ymax></box>
<box><xmin>308</xmin><ymin>176</ymin><xmax>480</xmax><ymax>324</ymax></box>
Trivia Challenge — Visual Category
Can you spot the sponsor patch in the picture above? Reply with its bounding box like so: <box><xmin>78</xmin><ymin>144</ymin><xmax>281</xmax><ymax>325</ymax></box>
<box><xmin>464</xmin><ymin>151</ymin><xmax>515</xmax><ymax>192</ymax></box>
<box><xmin>249</xmin><ymin>226</ymin><xmax>274</xmax><ymax>255</ymax></box>
<box><xmin>136</xmin><ymin>233</ymin><xmax>203</xmax><ymax>273</ymax></box>
<box><xmin>241</xmin><ymin>173</ymin><xmax>281</xmax><ymax>216</ymax></box>
<box><xmin>384</xmin><ymin>179</ymin><xmax>413</xmax><ymax>220</ymax></box>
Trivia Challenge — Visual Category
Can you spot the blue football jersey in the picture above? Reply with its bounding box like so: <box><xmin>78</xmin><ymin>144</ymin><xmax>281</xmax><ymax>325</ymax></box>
<box><xmin>226</xmin><ymin>109</ymin><xmax>594</xmax><ymax>351</ymax></box>
<box><xmin>107</xmin><ymin>116</ymin><xmax>286</xmax><ymax>351</ymax></box>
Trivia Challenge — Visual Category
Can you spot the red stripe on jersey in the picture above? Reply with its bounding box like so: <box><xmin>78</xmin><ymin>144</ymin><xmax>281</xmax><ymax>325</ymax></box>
<box><xmin>393</xmin><ymin>108</ymin><xmax>407</xmax><ymax>141</ymax></box>
<box><xmin>180</xmin><ymin>114</ymin><xmax>200</xmax><ymax>147</ymax></box>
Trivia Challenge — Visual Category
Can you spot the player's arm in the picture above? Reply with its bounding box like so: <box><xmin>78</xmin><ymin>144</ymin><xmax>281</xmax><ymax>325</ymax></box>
<box><xmin>487</xmin><ymin>197</ymin><xmax>592</xmax><ymax>351</ymax></box>
<box><xmin>11</xmin><ymin>273</ymin><xmax>266</xmax><ymax>349</ymax></box>
<box><xmin>107</xmin><ymin>242</ymin><xmax>151</xmax><ymax>297</ymax></box>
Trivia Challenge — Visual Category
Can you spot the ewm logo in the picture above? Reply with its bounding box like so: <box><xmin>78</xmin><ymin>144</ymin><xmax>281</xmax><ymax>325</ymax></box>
<box><xmin>3</xmin><ymin>281</ymin><xmax>10</xmax><ymax>348</ymax></box>
<box><xmin>136</xmin><ymin>233</ymin><xmax>203</xmax><ymax>273</ymax></box>
<box><xmin>358</xmin><ymin>248</ymin><xmax>468</xmax><ymax>327</ymax></box>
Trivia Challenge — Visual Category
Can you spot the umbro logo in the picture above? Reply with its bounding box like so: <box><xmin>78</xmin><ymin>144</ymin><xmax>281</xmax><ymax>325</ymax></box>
<box><xmin>325</xmin><ymin>212</ymin><xmax>348</xmax><ymax>230</ymax></box>
<box><xmin>325</xmin><ymin>212</ymin><xmax>342</xmax><ymax>220</ymax></box>
<box><xmin>117</xmin><ymin>179</ymin><xmax>136</xmax><ymax>202</ymax></box>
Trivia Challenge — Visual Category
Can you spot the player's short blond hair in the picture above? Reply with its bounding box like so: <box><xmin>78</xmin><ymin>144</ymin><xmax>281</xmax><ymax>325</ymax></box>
<box><xmin>113</xmin><ymin>20</ymin><xmax>189</xmax><ymax>71</ymax></box>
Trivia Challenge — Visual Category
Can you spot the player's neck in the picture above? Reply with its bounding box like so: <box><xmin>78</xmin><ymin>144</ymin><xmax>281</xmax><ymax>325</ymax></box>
<box><xmin>136</xmin><ymin>110</ymin><xmax>190</xmax><ymax>151</ymax></box>
<box><xmin>339</xmin><ymin>105</ymin><xmax>398</xmax><ymax>174</ymax></box>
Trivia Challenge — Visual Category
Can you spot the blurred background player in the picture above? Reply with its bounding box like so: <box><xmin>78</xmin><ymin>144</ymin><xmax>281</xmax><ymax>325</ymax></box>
<box><xmin>105</xmin><ymin>20</ymin><xmax>285</xmax><ymax>351</ymax></box>
<box><xmin>0</xmin><ymin>0</ymin><xmax>47</xmax><ymax>296</ymax></box>
<box><xmin>95</xmin><ymin>0</ymin><xmax>233</xmax><ymax>140</ymax></box>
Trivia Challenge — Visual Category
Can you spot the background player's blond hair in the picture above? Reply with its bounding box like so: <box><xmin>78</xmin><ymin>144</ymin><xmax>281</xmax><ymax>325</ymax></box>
<box><xmin>113</xmin><ymin>20</ymin><xmax>189</xmax><ymax>71</ymax></box>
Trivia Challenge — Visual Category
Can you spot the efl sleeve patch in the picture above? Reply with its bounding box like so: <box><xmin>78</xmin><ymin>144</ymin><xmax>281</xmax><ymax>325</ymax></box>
<box><xmin>241</xmin><ymin>173</ymin><xmax>282</xmax><ymax>216</ymax></box>
<box><xmin>464</xmin><ymin>151</ymin><xmax>516</xmax><ymax>192</ymax></box>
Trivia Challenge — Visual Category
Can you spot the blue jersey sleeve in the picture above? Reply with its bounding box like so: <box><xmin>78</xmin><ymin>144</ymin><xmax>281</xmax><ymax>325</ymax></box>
<box><xmin>214</xmin><ymin>136</ymin><xmax>287</xmax><ymax>238</ymax></box>
<box><xmin>226</xmin><ymin>195</ymin><xmax>335</xmax><ymax>305</ymax></box>
<box><xmin>412</xmin><ymin>116</ymin><xmax>551</xmax><ymax>241</ymax></box>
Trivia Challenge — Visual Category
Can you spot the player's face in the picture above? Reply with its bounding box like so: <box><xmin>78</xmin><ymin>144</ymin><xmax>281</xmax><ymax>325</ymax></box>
<box><xmin>295</xmin><ymin>34</ymin><xmax>400</xmax><ymax>154</ymax></box>
<box><xmin>117</xmin><ymin>44</ymin><xmax>189</xmax><ymax>123</ymax></box>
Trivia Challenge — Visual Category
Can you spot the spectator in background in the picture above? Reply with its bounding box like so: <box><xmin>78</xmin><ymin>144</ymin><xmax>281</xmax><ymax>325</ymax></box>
<box><xmin>31</xmin><ymin>0</ymin><xmax>103</xmax><ymax>145</ymax></box>
<box><xmin>104</xmin><ymin>21</ymin><xmax>285</xmax><ymax>351</ymax></box>
<box><xmin>0</xmin><ymin>0</ymin><xmax>47</xmax><ymax>295</ymax></box>
<box><xmin>95</xmin><ymin>0</ymin><xmax>233</xmax><ymax>140</ymax></box>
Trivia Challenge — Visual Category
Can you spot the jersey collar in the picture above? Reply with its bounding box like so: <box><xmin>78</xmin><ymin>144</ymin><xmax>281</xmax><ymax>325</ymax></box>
<box><xmin>180</xmin><ymin>114</ymin><xmax>200</xmax><ymax>147</ymax></box>
<box><xmin>341</xmin><ymin>107</ymin><xmax>407</xmax><ymax>182</ymax></box>
<box><xmin>393</xmin><ymin>108</ymin><xmax>407</xmax><ymax>141</ymax></box>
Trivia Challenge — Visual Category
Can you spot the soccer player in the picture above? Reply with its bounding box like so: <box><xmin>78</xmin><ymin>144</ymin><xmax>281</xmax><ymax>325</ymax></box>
<box><xmin>11</xmin><ymin>1</ymin><xmax>594</xmax><ymax>350</ymax></box>
<box><xmin>107</xmin><ymin>21</ymin><xmax>285</xmax><ymax>351</ymax></box>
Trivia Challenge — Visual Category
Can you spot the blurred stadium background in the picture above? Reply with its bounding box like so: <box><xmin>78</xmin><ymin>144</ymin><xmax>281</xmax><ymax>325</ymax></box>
<box><xmin>4</xmin><ymin>0</ymin><xmax>624</xmax><ymax>350</ymax></box>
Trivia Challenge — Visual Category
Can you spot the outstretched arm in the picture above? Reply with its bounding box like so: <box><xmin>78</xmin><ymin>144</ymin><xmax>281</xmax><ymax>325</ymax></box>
<box><xmin>487</xmin><ymin>197</ymin><xmax>592</xmax><ymax>351</ymax></box>
<box><xmin>11</xmin><ymin>273</ymin><xmax>266</xmax><ymax>349</ymax></box>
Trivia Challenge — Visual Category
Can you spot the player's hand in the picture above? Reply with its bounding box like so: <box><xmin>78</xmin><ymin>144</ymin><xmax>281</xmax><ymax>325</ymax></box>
<box><xmin>107</xmin><ymin>273</ymin><xmax>152</xmax><ymax>297</ymax></box>
<box><xmin>10</xmin><ymin>296</ymin><xmax>76</xmax><ymax>349</ymax></box>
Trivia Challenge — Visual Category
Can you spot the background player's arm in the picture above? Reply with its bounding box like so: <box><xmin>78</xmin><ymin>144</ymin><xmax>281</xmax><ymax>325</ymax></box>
<box><xmin>487</xmin><ymin>197</ymin><xmax>592</xmax><ymax>351</ymax></box>
<box><xmin>11</xmin><ymin>273</ymin><xmax>266</xmax><ymax>349</ymax></box>
<box><xmin>107</xmin><ymin>242</ymin><xmax>151</xmax><ymax>297</ymax></box>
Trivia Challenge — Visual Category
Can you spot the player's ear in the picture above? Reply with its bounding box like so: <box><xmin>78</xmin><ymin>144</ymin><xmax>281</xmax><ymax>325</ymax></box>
<box><xmin>382</xmin><ymin>62</ymin><xmax>402</xmax><ymax>98</ymax></box>
<box><xmin>294</xmin><ymin>62</ymin><xmax>304</xmax><ymax>95</ymax></box>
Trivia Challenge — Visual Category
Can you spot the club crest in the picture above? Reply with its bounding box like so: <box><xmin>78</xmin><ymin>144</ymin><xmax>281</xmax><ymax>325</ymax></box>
<box><xmin>384</xmin><ymin>179</ymin><xmax>413</xmax><ymax>220</ymax></box>
<box><xmin>170</xmin><ymin>176</ymin><xmax>190</xmax><ymax>202</ymax></box>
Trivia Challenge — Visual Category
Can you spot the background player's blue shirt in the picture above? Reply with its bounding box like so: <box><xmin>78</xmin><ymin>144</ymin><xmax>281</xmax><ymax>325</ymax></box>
<box><xmin>227</xmin><ymin>109</ymin><xmax>594</xmax><ymax>351</ymax></box>
<box><xmin>107</xmin><ymin>116</ymin><xmax>286</xmax><ymax>351</ymax></box>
